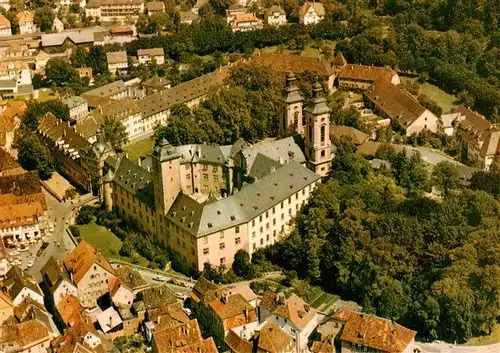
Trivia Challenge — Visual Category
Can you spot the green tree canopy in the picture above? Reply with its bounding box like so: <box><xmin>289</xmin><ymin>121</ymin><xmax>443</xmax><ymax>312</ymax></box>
<box><xmin>100</xmin><ymin>116</ymin><xmax>129</xmax><ymax>151</ymax></box>
<box><xmin>18</xmin><ymin>133</ymin><xmax>54</xmax><ymax>180</ymax></box>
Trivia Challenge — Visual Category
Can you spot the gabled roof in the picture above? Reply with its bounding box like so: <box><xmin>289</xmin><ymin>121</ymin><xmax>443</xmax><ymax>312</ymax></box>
<box><xmin>333</xmin><ymin>51</ymin><xmax>347</xmax><ymax>66</ymax></box>
<box><xmin>63</xmin><ymin>240</ymin><xmax>115</xmax><ymax>284</ymax></box>
<box><xmin>0</xmin><ymin>320</ymin><xmax>50</xmax><ymax>348</ymax></box>
<box><xmin>255</xmin><ymin>321</ymin><xmax>294</xmax><ymax>353</ymax></box>
<box><xmin>142</xmin><ymin>76</ymin><xmax>170</xmax><ymax>89</ymax></box>
<box><xmin>364</xmin><ymin>80</ymin><xmax>429</xmax><ymax>127</ymax></box>
<box><xmin>266</xmin><ymin>5</ymin><xmax>286</xmax><ymax>15</ymax></box>
<box><xmin>139</xmin><ymin>284</ymin><xmax>177</xmax><ymax>310</ymax></box>
<box><xmin>13</xmin><ymin>296</ymin><xmax>46</xmax><ymax>321</ymax></box>
<box><xmin>106</xmin><ymin>51</ymin><xmax>127</xmax><ymax>64</ymax></box>
<box><xmin>208</xmin><ymin>293</ymin><xmax>255</xmax><ymax>320</ymax></box>
<box><xmin>312</xmin><ymin>339</ymin><xmax>335</xmax><ymax>353</ymax></box>
<box><xmin>4</xmin><ymin>266</ymin><xmax>43</xmax><ymax>301</ymax></box>
<box><xmin>334</xmin><ymin>310</ymin><xmax>416</xmax><ymax>353</ymax></box>
<box><xmin>339</xmin><ymin>64</ymin><xmax>397</xmax><ymax>83</ymax></box>
<box><xmin>330</xmin><ymin>125</ymin><xmax>369</xmax><ymax>145</ymax></box>
<box><xmin>191</xmin><ymin>275</ymin><xmax>219</xmax><ymax>304</ymax></box>
<box><xmin>41</xmin><ymin>31</ymin><xmax>94</xmax><ymax>47</ymax></box>
<box><xmin>0</xmin><ymin>15</ymin><xmax>11</xmax><ymax>29</ymax></box>
<box><xmin>113</xmin><ymin>266</ymin><xmax>149</xmax><ymax>292</ymax></box>
<box><xmin>225</xmin><ymin>330</ymin><xmax>252</xmax><ymax>353</ymax></box>
<box><xmin>96</xmin><ymin>307</ymin><xmax>122</xmax><ymax>333</ymax></box>
<box><xmin>137</xmin><ymin>48</ymin><xmax>164</xmax><ymax>57</ymax></box>
<box><xmin>454</xmin><ymin>106</ymin><xmax>492</xmax><ymax>135</ymax></box>
<box><xmin>273</xmin><ymin>293</ymin><xmax>317</xmax><ymax>330</ymax></box>
<box><xmin>146</xmin><ymin>1</ymin><xmax>165</xmax><ymax>11</ymax></box>
<box><xmin>0</xmin><ymin>148</ymin><xmax>21</xmax><ymax>173</ymax></box>
<box><xmin>152</xmin><ymin>319</ymin><xmax>218</xmax><ymax>353</ymax></box>
<box><xmin>16</xmin><ymin>11</ymin><xmax>34</xmax><ymax>24</ymax></box>
<box><xmin>0</xmin><ymin>290</ymin><xmax>12</xmax><ymax>310</ymax></box>
<box><xmin>253</xmin><ymin>53</ymin><xmax>335</xmax><ymax>76</ymax></box>
<box><xmin>299</xmin><ymin>2</ymin><xmax>325</xmax><ymax>17</ymax></box>
<box><xmin>223</xmin><ymin>284</ymin><xmax>256</xmax><ymax>304</ymax></box>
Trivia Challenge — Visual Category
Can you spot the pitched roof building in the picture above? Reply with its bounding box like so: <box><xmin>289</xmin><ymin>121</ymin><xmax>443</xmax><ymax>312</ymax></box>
<box><xmin>333</xmin><ymin>310</ymin><xmax>416</xmax><ymax>353</ymax></box>
<box><xmin>0</xmin><ymin>320</ymin><xmax>51</xmax><ymax>353</ymax></box>
<box><xmin>299</xmin><ymin>2</ymin><xmax>325</xmax><ymax>25</ymax></box>
<box><xmin>3</xmin><ymin>266</ymin><xmax>44</xmax><ymax>306</ymax></box>
<box><xmin>40</xmin><ymin>256</ymin><xmax>78</xmax><ymax>308</ymax></box>
<box><xmin>364</xmin><ymin>79</ymin><xmax>439</xmax><ymax>136</ymax></box>
<box><xmin>151</xmin><ymin>319</ymin><xmax>218</xmax><ymax>353</ymax></box>
<box><xmin>63</xmin><ymin>241</ymin><xmax>116</xmax><ymax>308</ymax></box>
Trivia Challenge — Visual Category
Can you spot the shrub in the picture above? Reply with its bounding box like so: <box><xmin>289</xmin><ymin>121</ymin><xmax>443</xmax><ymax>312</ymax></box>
<box><xmin>76</xmin><ymin>205</ymin><xmax>97</xmax><ymax>225</ymax></box>
<box><xmin>69</xmin><ymin>226</ymin><xmax>80</xmax><ymax>237</ymax></box>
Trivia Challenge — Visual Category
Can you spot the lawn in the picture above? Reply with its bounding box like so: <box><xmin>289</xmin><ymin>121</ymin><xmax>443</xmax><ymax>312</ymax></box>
<box><xmin>123</xmin><ymin>138</ymin><xmax>154</xmax><ymax>164</ymax></box>
<box><xmin>311</xmin><ymin>292</ymin><xmax>340</xmax><ymax>310</ymax></box>
<box><xmin>401</xmin><ymin>77</ymin><xmax>457</xmax><ymax>113</ymax></box>
<box><xmin>261</xmin><ymin>40</ymin><xmax>336</xmax><ymax>59</ymax></box>
<box><xmin>37</xmin><ymin>88</ymin><xmax>60</xmax><ymax>102</ymax></box>
<box><xmin>466</xmin><ymin>324</ymin><xmax>500</xmax><ymax>346</ymax></box>
<box><xmin>78</xmin><ymin>222</ymin><xmax>149</xmax><ymax>267</ymax></box>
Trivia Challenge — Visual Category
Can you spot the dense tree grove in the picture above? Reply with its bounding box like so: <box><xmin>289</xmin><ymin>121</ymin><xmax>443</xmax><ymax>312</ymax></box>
<box><xmin>256</xmin><ymin>146</ymin><xmax>500</xmax><ymax>343</ymax></box>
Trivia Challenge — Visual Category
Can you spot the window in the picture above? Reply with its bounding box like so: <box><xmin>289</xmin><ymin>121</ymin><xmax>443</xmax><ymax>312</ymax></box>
<box><xmin>281</xmin><ymin>213</ymin><xmax>284</xmax><ymax>220</ymax></box>
<box><xmin>266</xmin><ymin>234</ymin><xmax>269</xmax><ymax>241</ymax></box>
<box><xmin>185</xmin><ymin>164</ymin><xmax>190</xmax><ymax>170</ymax></box>
<box><xmin>253</xmin><ymin>243</ymin><xmax>256</xmax><ymax>250</ymax></box>
<box><xmin>260</xmin><ymin>226</ymin><xmax>263</xmax><ymax>234</ymax></box>
<box><xmin>273</xmin><ymin>230</ymin><xmax>277</xmax><ymax>237</ymax></box>
<box><xmin>321</xmin><ymin>150</ymin><xmax>325</xmax><ymax>158</ymax></box>
<box><xmin>288</xmin><ymin>197</ymin><xmax>291</xmax><ymax>204</ymax></box>
<box><xmin>203</xmin><ymin>174</ymin><xmax>208</xmax><ymax>181</ymax></box>
<box><xmin>252</xmin><ymin>231</ymin><xmax>256</xmax><ymax>238</ymax></box>
<box><xmin>220</xmin><ymin>231</ymin><xmax>224</xmax><ymax>239</ymax></box>
<box><xmin>186</xmin><ymin>174</ymin><xmax>191</xmax><ymax>180</ymax></box>
<box><xmin>203</xmin><ymin>248</ymin><xmax>209</xmax><ymax>255</ymax></box>
<box><xmin>235</xmin><ymin>237</ymin><xmax>241</xmax><ymax>245</ymax></box>
<box><xmin>266</xmin><ymin>223</ymin><xmax>269</xmax><ymax>230</ymax></box>
<box><xmin>203</xmin><ymin>164</ymin><xmax>208</xmax><ymax>171</ymax></box>
<box><xmin>296</xmin><ymin>193</ymin><xmax>299</xmax><ymax>200</ymax></box>
<box><xmin>219</xmin><ymin>243</ymin><xmax>225</xmax><ymax>250</ymax></box>
<box><xmin>260</xmin><ymin>238</ymin><xmax>263</xmax><ymax>245</ymax></box>
<box><xmin>272</xmin><ymin>207</ymin><xmax>276</xmax><ymax>214</ymax></box>
<box><xmin>252</xmin><ymin>220</ymin><xmax>255</xmax><ymax>227</ymax></box>
<box><xmin>266</xmin><ymin>211</ymin><xmax>269</xmax><ymax>218</ymax></box>
<box><xmin>213</xmin><ymin>166</ymin><xmax>218</xmax><ymax>173</ymax></box>
<box><xmin>320</xmin><ymin>125</ymin><xmax>326</xmax><ymax>142</ymax></box>
<box><xmin>302</xmin><ymin>189</ymin><xmax>305</xmax><ymax>195</ymax></box>
<box><xmin>204</xmin><ymin>237</ymin><xmax>208</xmax><ymax>244</ymax></box>
<box><xmin>214</xmin><ymin>175</ymin><xmax>219</xmax><ymax>182</ymax></box>
<box><xmin>273</xmin><ymin>219</ymin><xmax>276</xmax><ymax>225</ymax></box>
<box><xmin>220</xmin><ymin>257</ymin><xmax>226</xmax><ymax>265</ymax></box>
<box><xmin>289</xmin><ymin>208</ymin><xmax>292</xmax><ymax>215</ymax></box>
<box><xmin>259</xmin><ymin>215</ymin><xmax>263</xmax><ymax>222</ymax></box>
<box><xmin>281</xmin><ymin>202</ymin><xmax>284</xmax><ymax>209</ymax></box>
<box><xmin>235</xmin><ymin>226</ymin><xmax>240</xmax><ymax>234</ymax></box>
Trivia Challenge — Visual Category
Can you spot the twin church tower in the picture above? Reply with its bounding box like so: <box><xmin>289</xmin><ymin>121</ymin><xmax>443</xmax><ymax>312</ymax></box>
<box><xmin>278</xmin><ymin>72</ymin><xmax>332</xmax><ymax>177</ymax></box>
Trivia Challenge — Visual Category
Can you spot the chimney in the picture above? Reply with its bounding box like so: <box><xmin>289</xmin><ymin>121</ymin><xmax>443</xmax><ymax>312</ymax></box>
<box><xmin>278</xmin><ymin>156</ymin><xmax>284</xmax><ymax>165</ymax></box>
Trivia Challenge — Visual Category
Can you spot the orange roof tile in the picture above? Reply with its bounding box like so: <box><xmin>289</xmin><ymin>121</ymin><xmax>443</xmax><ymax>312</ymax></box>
<box><xmin>255</xmin><ymin>321</ymin><xmax>294</xmax><ymax>353</ymax></box>
<box><xmin>0</xmin><ymin>320</ymin><xmax>50</xmax><ymax>348</ymax></box>
<box><xmin>0</xmin><ymin>15</ymin><xmax>10</xmax><ymax>29</ymax></box>
<box><xmin>333</xmin><ymin>310</ymin><xmax>416</xmax><ymax>353</ymax></box>
<box><xmin>225</xmin><ymin>330</ymin><xmax>252</xmax><ymax>353</ymax></box>
<box><xmin>152</xmin><ymin>319</ymin><xmax>217</xmax><ymax>353</ymax></box>
<box><xmin>253</xmin><ymin>53</ymin><xmax>335</xmax><ymax>76</ymax></box>
<box><xmin>339</xmin><ymin>64</ymin><xmax>397</xmax><ymax>83</ymax></box>
<box><xmin>299</xmin><ymin>2</ymin><xmax>325</xmax><ymax>17</ymax></box>
<box><xmin>209</xmin><ymin>294</ymin><xmax>258</xmax><ymax>331</ymax></box>
<box><xmin>56</xmin><ymin>295</ymin><xmax>92</xmax><ymax>328</ymax></box>
<box><xmin>273</xmin><ymin>293</ymin><xmax>317</xmax><ymax>330</ymax></box>
<box><xmin>64</xmin><ymin>240</ymin><xmax>115</xmax><ymax>284</ymax></box>
<box><xmin>16</xmin><ymin>11</ymin><xmax>35</xmax><ymax>24</ymax></box>
<box><xmin>0</xmin><ymin>201</ymin><xmax>44</xmax><ymax>229</ymax></box>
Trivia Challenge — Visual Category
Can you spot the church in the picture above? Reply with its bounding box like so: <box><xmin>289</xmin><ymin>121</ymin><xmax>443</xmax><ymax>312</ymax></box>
<box><xmin>103</xmin><ymin>73</ymin><xmax>333</xmax><ymax>271</ymax></box>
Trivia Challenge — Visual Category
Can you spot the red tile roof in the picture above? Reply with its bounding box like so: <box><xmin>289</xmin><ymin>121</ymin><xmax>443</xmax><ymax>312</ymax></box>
<box><xmin>273</xmin><ymin>293</ymin><xmax>317</xmax><ymax>330</ymax></box>
<box><xmin>253</xmin><ymin>53</ymin><xmax>335</xmax><ymax>76</ymax></box>
<box><xmin>334</xmin><ymin>310</ymin><xmax>416</xmax><ymax>353</ymax></box>
<box><xmin>63</xmin><ymin>240</ymin><xmax>115</xmax><ymax>284</ymax></box>
<box><xmin>339</xmin><ymin>64</ymin><xmax>397</xmax><ymax>83</ymax></box>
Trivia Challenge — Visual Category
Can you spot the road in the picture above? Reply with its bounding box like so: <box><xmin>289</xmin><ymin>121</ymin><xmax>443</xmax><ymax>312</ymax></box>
<box><xmin>417</xmin><ymin>341</ymin><xmax>500</xmax><ymax>353</ymax></box>
<box><xmin>26</xmin><ymin>190</ymin><xmax>97</xmax><ymax>281</ymax></box>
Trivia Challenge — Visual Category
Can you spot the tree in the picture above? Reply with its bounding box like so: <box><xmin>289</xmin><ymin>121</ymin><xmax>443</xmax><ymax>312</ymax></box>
<box><xmin>71</xmin><ymin>46</ymin><xmax>88</xmax><ymax>68</ymax></box>
<box><xmin>100</xmin><ymin>116</ymin><xmax>129</xmax><ymax>151</ymax></box>
<box><xmin>76</xmin><ymin>206</ymin><xmax>96</xmax><ymax>225</ymax></box>
<box><xmin>34</xmin><ymin>6</ymin><xmax>55</xmax><ymax>32</ymax></box>
<box><xmin>469</xmin><ymin>171</ymin><xmax>500</xmax><ymax>197</ymax></box>
<box><xmin>45</xmin><ymin>58</ymin><xmax>78</xmax><ymax>85</ymax></box>
<box><xmin>23</xmin><ymin>100</ymin><xmax>70</xmax><ymax>130</ymax></box>
<box><xmin>87</xmin><ymin>45</ymin><xmax>109</xmax><ymax>75</ymax></box>
<box><xmin>18</xmin><ymin>134</ymin><xmax>54</xmax><ymax>180</ymax></box>
<box><xmin>232</xmin><ymin>249</ymin><xmax>253</xmax><ymax>279</ymax></box>
<box><xmin>432</xmin><ymin>161</ymin><xmax>459</xmax><ymax>195</ymax></box>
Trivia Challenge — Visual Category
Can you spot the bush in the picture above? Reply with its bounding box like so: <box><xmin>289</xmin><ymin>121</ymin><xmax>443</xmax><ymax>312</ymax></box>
<box><xmin>75</xmin><ymin>206</ymin><xmax>97</xmax><ymax>225</ymax></box>
<box><xmin>119</xmin><ymin>242</ymin><xmax>132</xmax><ymax>257</ymax></box>
<box><xmin>69</xmin><ymin>226</ymin><xmax>80</xmax><ymax>237</ymax></box>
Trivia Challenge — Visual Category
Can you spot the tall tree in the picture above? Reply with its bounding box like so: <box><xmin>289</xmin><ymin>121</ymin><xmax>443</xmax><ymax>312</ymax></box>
<box><xmin>432</xmin><ymin>161</ymin><xmax>460</xmax><ymax>195</ymax></box>
<box><xmin>34</xmin><ymin>6</ymin><xmax>55</xmax><ymax>32</ymax></box>
<box><xmin>18</xmin><ymin>134</ymin><xmax>54</xmax><ymax>180</ymax></box>
<box><xmin>100</xmin><ymin>117</ymin><xmax>129</xmax><ymax>151</ymax></box>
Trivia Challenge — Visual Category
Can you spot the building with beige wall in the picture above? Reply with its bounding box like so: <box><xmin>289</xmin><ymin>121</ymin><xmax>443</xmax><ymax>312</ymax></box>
<box><xmin>85</xmin><ymin>0</ymin><xmax>144</xmax><ymax>21</ymax></box>
<box><xmin>0</xmin><ymin>320</ymin><xmax>51</xmax><ymax>353</ymax></box>
<box><xmin>63</xmin><ymin>240</ymin><xmax>116</xmax><ymax>308</ymax></box>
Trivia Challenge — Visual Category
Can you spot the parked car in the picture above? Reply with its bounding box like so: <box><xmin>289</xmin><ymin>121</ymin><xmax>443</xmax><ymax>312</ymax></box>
<box><xmin>48</xmin><ymin>223</ymin><xmax>54</xmax><ymax>232</ymax></box>
<box><xmin>27</xmin><ymin>260</ymin><xmax>34</xmax><ymax>268</ymax></box>
<box><xmin>153</xmin><ymin>276</ymin><xmax>167</xmax><ymax>282</ymax></box>
<box><xmin>183</xmin><ymin>308</ymin><xmax>192</xmax><ymax>316</ymax></box>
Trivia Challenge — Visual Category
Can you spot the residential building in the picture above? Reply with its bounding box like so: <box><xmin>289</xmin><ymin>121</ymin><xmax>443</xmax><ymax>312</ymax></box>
<box><xmin>57</xmin><ymin>0</ymin><xmax>87</xmax><ymax>8</ymax></box>
<box><xmin>152</xmin><ymin>319</ymin><xmax>218</xmax><ymax>353</ymax></box>
<box><xmin>109</xmin><ymin>266</ymin><xmax>149</xmax><ymax>308</ymax></box>
<box><xmin>0</xmin><ymin>0</ymin><xmax>9</xmax><ymax>11</ymax></box>
<box><xmin>226</xmin><ymin>321</ymin><xmax>296</xmax><ymax>353</ymax></box>
<box><xmin>3</xmin><ymin>267</ymin><xmax>44</xmax><ymax>306</ymax></box>
<box><xmin>338</xmin><ymin>64</ymin><xmax>400</xmax><ymax>90</ymax></box>
<box><xmin>141</xmin><ymin>76</ymin><xmax>171</xmax><ymax>95</ymax></box>
<box><xmin>311</xmin><ymin>337</ymin><xmax>334</xmax><ymax>353</ymax></box>
<box><xmin>82</xmin><ymin>80</ymin><xmax>127</xmax><ymax>101</ymax></box>
<box><xmin>62</xmin><ymin>96</ymin><xmax>88</xmax><ymax>122</ymax></box>
<box><xmin>0</xmin><ymin>320</ymin><xmax>51</xmax><ymax>353</ymax></box>
<box><xmin>85</xmin><ymin>0</ymin><xmax>145</xmax><ymax>21</ymax></box>
<box><xmin>12</xmin><ymin>297</ymin><xmax>60</xmax><ymax>339</ymax></box>
<box><xmin>179</xmin><ymin>10</ymin><xmax>198</xmax><ymax>25</ymax></box>
<box><xmin>63</xmin><ymin>240</ymin><xmax>116</xmax><ymax>308</ymax></box>
<box><xmin>0</xmin><ymin>148</ymin><xmax>24</xmax><ymax>176</ymax></box>
<box><xmin>0</xmin><ymin>291</ymin><xmax>13</xmax><ymax>325</ymax></box>
<box><xmin>192</xmin><ymin>0</ymin><xmax>208</xmax><ymax>14</ymax></box>
<box><xmin>146</xmin><ymin>1</ymin><xmax>165</xmax><ymax>16</ymax></box>
<box><xmin>0</xmin><ymin>239</ymin><xmax>9</xmax><ymax>278</ymax></box>
<box><xmin>0</xmin><ymin>101</ymin><xmax>26</xmax><ymax>153</ymax></box>
<box><xmin>52</xmin><ymin>17</ymin><xmax>64</xmax><ymax>33</ymax></box>
<box><xmin>135</xmin><ymin>285</ymin><xmax>177</xmax><ymax>311</ymax></box>
<box><xmin>223</xmin><ymin>284</ymin><xmax>257</xmax><ymax>308</ymax></box>
<box><xmin>76</xmin><ymin>67</ymin><xmax>93</xmax><ymax>81</ymax></box>
<box><xmin>299</xmin><ymin>2</ymin><xmax>325</xmax><ymax>25</ymax></box>
<box><xmin>137</xmin><ymin>48</ymin><xmax>165</xmax><ymax>65</ymax></box>
<box><xmin>258</xmin><ymin>291</ymin><xmax>318</xmax><ymax>353</ymax></box>
<box><xmin>37</xmin><ymin>113</ymin><xmax>115</xmax><ymax>192</ymax></box>
<box><xmin>333</xmin><ymin>310</ymin><xmax>416</xmax><ymax>353</ymax></box>
<box><xmin>16</xmin><ymin>11</ymin><xmax>37</xmax><ymax>35</ymax></box>
<box><xmin>438</xmin><ymin>112</ymin><xmax>462</xmax><ymax>136</ymax></box>
<box><xmin>229</xmin><ymin>13</ymin><xmax>263</xmax><ymax>32</ymax></box>
<box><xmin>96</xmin><ymin>307</ymin><xmax>122</xmax><ymax>334</ymax></box>
<box><xmin>107</xmin><ymin>51</ymin><xmax>128</xmax><ymax>74</ymax></box>
<box><xmin>364</xmin><ymin>80</ymin><xmax>439</xmax><ymax>136</ymax></box>
<box><xmin>144</xmin><ymin>303</ymin><xmax>190</xmax><ymax>342</ymax></box>
<box><xmin>40</xmin><ymin>256</ymin><xmax>78</xmax><ymax>309</ymax></box>
<box><xmin>265</xmin><ymin>6</ymin><xmax>287</xmax><ymax>26</ymax></box>
<box><xmin>0</xmin><ymin>171</ymin><xmax>46</xmax><ymax>246</ymax></box>
<box><xmin>453</xmin><ymin>106</ymin><xmax>500</xmax><ymax>170</ymax></box>
<box><xmin>0</xmin><ymin>15</ymin><xmax>11</xmax><ymax>37</ymax></box>
<box><xmin>41</xmin><ymin>31</ymin><xmax>95</xmax><ymax>49</ymax></box>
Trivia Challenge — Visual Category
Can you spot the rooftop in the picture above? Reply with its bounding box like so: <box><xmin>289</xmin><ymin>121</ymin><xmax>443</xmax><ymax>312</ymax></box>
<box><xmin>273</xmin><ymin>293</ymin><xmax>317</xmax><ymax>330</ymax></box>
<box><xmin>339</xmin><ymin>64</ymin><xmax>397</xmax><ymax>83</ymax></box>
<box><xmin>62</xmin><ymin>96</ymin><xmax>88</xmax><ymax>110</ymax></box>
<box><xmin>112</xmin><ymin>265</ymin><xmax>149</xmax><ymax>291</ymax></box>
<box><xmin>330</xmin><ymin>125</ymin><xmax>369</xmax><ymax>145</ymax></box>
<box><xmin>152</xmin><ymin>319</ymin><xmax>217</xmax><ymax>353</ymax></box>
<box><xmin>0</xmin><ymin>320</ymin><xmax>50</xmax><ymax>348</ymax></box>
<box><xmin>4</xmin><ymin>266</ymin><xmax>43</xmax><ymax>301</ymax></box>
<box><xmin>299</xmin><ymin>2</ymin><xmax>325</xmax><ymax>16</ymax></box>
<box><xmin>138</xmin><ymin>284</ymin><xmax>177</xmax><ymax>310</ymax></box>
<box><xmin>334</xmin><ymin>310</ymin><xmax>416</xmax><ymax>353</ymax></box>
<box><xmin>106</xmin><ymin>51</ymin><xmax>128</xmax><ymax>64</ymax></box>
<box><xmin>137</xmin><ymin>48</ymin><xmax>164</xmax><ymax>57</ymax></box>
<box><xmin>96</xmin><ymin>307</ymin><xmax>122</xmax><ymax>333</ymax></box>
<box><xmin>253</xmin><ymin>53</ymin><xmax>335</xmax><ymax>76</ymax></box>
<box><xmin>255</xmin><ymin>321</ymin><xmax>294</xmax><ymax>353</ymax></box>
<box><xmin>63</xmin><ymin>240</ymin><xmax>115</xmax><ymax>284</ymax></box>
<box><xmin>83</xmin><ymin>80</ymin><xmax>126</xmax><ymax>98</ymax></box>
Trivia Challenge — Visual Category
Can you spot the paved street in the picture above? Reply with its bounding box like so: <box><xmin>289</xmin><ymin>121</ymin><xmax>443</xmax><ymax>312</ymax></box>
<box><xmin>26</xmin><ymin>190</ymin><xmax>98</xmax><ymax>281</ymax></box>
<box><xmin>417</xmin><ymin>341</ymin><xmax>500</xmax><ymax>353</ymax></box>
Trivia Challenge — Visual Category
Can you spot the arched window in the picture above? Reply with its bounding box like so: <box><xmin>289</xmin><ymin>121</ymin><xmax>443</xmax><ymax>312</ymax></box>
<box><xmin>293</xmin><ymin>111</ymin><xmax>299</xmax><ymax>129</ymax></box>
<box><xmin>320</xmin><ymin>125</ymin><xmax>326</xmax><ymax>142</ymax></box>
<box><xmin>309</xmin><ymin>125</ymin><xmax>313</xmax><ymax>141</ymax></box>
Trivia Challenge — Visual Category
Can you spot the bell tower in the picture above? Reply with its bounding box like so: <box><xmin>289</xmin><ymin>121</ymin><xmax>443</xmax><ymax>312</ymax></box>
<box><xmin>152</xmin><ymin>138</ymin><xmax>181</xmax><ymax>215</ymax></box>
<box><xmin>278</xmin><ymin>72</ymin><xmax>304</xmax><ymax>136</ymax></box>
<box><xmin>304</xmin><ymin>82</ymin><xmax>332</xmax><ymax>177</ymax></box>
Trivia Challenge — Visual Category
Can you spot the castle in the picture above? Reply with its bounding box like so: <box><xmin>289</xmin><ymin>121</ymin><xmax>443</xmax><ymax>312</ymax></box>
<box><xmin>103</xmin><ymin>73</ymin><xmax>333</xmax><ymax>271</ymax></box>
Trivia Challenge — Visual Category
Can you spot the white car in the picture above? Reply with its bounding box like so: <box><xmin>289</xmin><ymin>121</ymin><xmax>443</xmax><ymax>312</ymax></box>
<box><xmin>27</xmin><ymin>260</ymin><xmax>34</xmax><ymax>268</ymax></box>
<box><xmin>48</xmin><ymin>223</ymin><xmax>55</xmax><ymax>232</ymax></box>
<box><xmin>183</xmin><ymin>308</ymin><xmax>192</xmax><ymax>316</ymax></box>
<box><xmin>153</xmin><ymin>276</ymin><xmax>167</xmax><ymax>282</ymax></box>
<box><xmin>10</xmin><ymin>250</ymin><xmax>18</xmax><ymax>256</ymax></box>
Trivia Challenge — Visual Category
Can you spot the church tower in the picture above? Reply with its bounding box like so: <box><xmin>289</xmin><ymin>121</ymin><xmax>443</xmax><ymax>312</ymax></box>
<box><xmin>278</xmin><ymin>72</ymin><xmax>304</xmax><ymax>136</ymax></box>
<box><xmin>152</xmin><ymin>138</ymin><xmax>182</xmax><ymax>215</ymax></box>
<box><xmin>304</xmin><ymin>82</ymin><xmax>332</xmax><ymax>177</ymax></box>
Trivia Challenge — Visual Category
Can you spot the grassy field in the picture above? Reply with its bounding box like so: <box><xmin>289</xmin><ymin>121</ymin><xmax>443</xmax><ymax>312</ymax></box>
<box><xmin>401</xmin><ymin>77</ymin><xmax>457</xmax><ymax>113</ymax></box>
<box><xmin>78</xmin><ymin>222</ymin><xmax>149</xmax><ymax>266</ymax></box>
<box><xmin>123</xmin><ymin>138</ymin><xmax>154</xmax><ymax>164</ymax></box>
<box><xmin>37</xmin><ymin>88</ymin><xmax>59</xmax><ymax>102</ymax></box>
<box><xmin>466</xmin><ymin>324</ymin><xmax>500</xmax><ymax>346</ymax></box>
<box><xmin>261</xmin><ymin>40</ymin><xmax>336</xmax><ymax>58</ymax></box>
<box><xmin>311</xmin><ymin>292</ymin><xmax>340</xmax><ymax>310</ymax></box>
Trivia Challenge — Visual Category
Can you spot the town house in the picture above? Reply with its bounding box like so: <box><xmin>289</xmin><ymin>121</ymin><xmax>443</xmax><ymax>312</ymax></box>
<box><xmin>85</xmin><ymin>0</ymin><xmax>144</xmax><ymax>21</ymax></box>
<box><xmin>0</xmin><ymin>15</ymin><xmax>11</xmax><ymax>37</ymax></box>
<box><xmin>152</xmin><ymin>319</ymin><xmax>218</xmax><ymax>353</ymax></box>
<box><xmin>299</xmin><ymin>2</ymin><xmax>325</xmax><ymax>25</ymax></box>
<box><xmin>40</xmin><ymin>256</ymin><xmax>78</xmax><ymax>309</ymax></box>
<box><xmin>3</xmin><ymin>267</ymin><xmax>44</xmax><ymax>306</ymax></box>
<box><xmin>265</xmin><ymin>6</ymin><xmax>287</xmax><ymax>26</ymax></box>
<box><xmin>16</xmin><ymin>11</ymin><xmax>37</xmax><ymax>35</ymax></box>
<box><xmin>106</xmin><ymin>51</ymin><xmax>128</xmax><ymax>74</ymax></box>
<box><xmin>137</xmin><ymin>48</ymin><xmax>165</xmax><ymax>65</ymax></box>
<box><xmin>63</xmin><ymin>240</ymin><xmax>116</xmax><ymax>308</ymax></box>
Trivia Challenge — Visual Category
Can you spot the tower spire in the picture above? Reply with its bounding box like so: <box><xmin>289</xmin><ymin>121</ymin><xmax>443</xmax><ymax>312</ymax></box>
<box><xmin>278</xmin><ymin>71</ymin><xmax>304</xmax><ymax>137</ymax></box>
